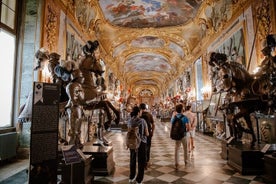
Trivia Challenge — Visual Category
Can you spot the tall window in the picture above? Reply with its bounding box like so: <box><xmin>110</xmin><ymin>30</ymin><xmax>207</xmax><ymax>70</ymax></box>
<box><xmin>195</xmin><ymin>57</ymin><xmax>203</xmax><ymax>100</ymax></box>
<box><xmin>0</xmin><ymin>0</ymin><xmax>17</xmax><ymax>127</ymax></box>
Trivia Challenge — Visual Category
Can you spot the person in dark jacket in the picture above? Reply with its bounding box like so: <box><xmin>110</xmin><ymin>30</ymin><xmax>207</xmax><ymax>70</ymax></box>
<box><xmin>128</xmin><ymin>106</ymin><xmax>149</xmax><ymax>184</ymax></box>
<box><xmin>139</xmin><ymin>103</ymin><xmax>155</xmax><ymax>169</ymax></box>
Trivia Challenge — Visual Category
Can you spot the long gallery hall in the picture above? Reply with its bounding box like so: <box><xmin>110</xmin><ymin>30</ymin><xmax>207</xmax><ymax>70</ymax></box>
<box><xmin>0</xmin><ymin>0</ymin><xmax>276</xmax><ymax>184</ymax></box>
<box><xmin>0</xmin><ymin>119</ymin><xmax>265</xmax><ymax>184</ymax></box>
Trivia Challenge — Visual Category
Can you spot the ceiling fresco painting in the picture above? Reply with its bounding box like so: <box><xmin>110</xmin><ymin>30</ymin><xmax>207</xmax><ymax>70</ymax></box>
<box><xmin>124</xmin><ymin>53</ymin><xmax>171</xmax><ymax>72</ymax></box>
<box><xmin>113</xmin><ymin>43</ymin><xmax>127</xmax><ymax>57</ymax></box>
<box><xmin>135</xmin><ymin>79</ymin><xmax>158</xmax><ymax>85</ymax></box>
<box><xmin>99</xmin><ymin>0</ymin><xmax>203</xmax><ymax>28</ymax></box>
<box><xmin>131</xmin><ymin>36</ymin><xmax>165</xmax><ymax>48</ymax></box>
<box><xmin>169</xmin><ymin>42</ymin><xmax>185</xmax><ymax>58</ymax></box>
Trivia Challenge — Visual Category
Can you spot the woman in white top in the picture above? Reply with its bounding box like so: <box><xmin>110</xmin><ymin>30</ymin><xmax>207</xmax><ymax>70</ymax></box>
<box><xmin>184</xmin><ymin>105</ymin><xmax>197</xmax><ymax>154</ymax></box>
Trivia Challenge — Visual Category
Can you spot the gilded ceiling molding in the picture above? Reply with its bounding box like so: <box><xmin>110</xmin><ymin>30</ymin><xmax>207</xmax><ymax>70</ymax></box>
<box><xmin>204</xmin><ymin>0</ymin><xmax>221</xmax><ymax>6</ymax></box>
<box><xmin>111</xmin><ymin>27</ymin><xmax>190</xmax><ymax>52</ymax></box>
<box><xmin>109</xmin><ymin>34</ymin><xmax>190</xmax><ymax>67</ymax></box>
<box><xmin>231</xmin><ymin>0</ymin><xmax>248</xmax><ymax>9</ymax></box>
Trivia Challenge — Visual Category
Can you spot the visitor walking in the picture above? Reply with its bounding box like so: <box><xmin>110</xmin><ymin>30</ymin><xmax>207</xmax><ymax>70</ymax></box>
<box><xmin>128</xmin><ymin>106</ymin><xmax>149</xmax><ymax>184</ymax></box>
<box><xmin>139</xmin><ymin>103</ymin><xmax>155</xmax><ymax>169</ymax></box>
<box><xmin>171</xmin><ymin>103</ymin><xmax>189</xmax><ymax>170</ymax></box>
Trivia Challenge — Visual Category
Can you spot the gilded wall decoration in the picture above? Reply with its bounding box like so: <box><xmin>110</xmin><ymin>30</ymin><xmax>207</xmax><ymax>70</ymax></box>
<box><xmin>60</xmin><ymin>0</ymin><xmax>75</xmax><ymax>13</ymax></box>
<box><xmin>254</xmin><ymin>0</ymin><xmax>272</xmax><ymax>63</ymax></box>
<box><xmin>255</xmin><ymin>0</ymin><xmax>271</xmax><ymax>40</ymax></box>
<box><xmin>44</xmin><ymin>0</ymin><xmax>60</xmax><ymax>52</ymax></box>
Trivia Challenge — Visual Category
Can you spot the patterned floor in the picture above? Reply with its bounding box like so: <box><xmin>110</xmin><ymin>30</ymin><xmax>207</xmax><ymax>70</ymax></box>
<box><xmin>0</xmin><ymin>119</ymin><xmax>267</xmax><ymax>184</ymax></box>
<box><xmin>93</xmin><ymin>119</ymin><xmax>266</xmax><ymax>184</ymax></box>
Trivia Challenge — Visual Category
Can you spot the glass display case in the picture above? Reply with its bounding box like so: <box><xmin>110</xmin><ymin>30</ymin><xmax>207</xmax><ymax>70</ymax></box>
<box><xmin>191</xmin><ymin>100</ymin><xmax>209</xmax><ymax>132</ymax></box>
<box><xmin>205</xmin><ymin>92</ymin><xmax>228</xmax><ymax>138</ymax></box>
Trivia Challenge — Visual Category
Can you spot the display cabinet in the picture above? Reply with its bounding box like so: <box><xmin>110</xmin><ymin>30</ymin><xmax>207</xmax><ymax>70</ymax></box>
<box><xmin>191</xmin><ymin>100</ymin><xmax>209</xmax><ymax>133</ymax></box>
<box><xmin>205</xmin><ymin>92</ymin><xmax>228</xmax><ymax>138</ymax></box>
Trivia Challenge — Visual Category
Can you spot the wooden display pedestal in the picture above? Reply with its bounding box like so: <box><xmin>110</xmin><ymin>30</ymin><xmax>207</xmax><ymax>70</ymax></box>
<box><xmin>228</xmin><ymin>144</ymin><xmax>264</xmax><ymax>175</ymax></box>
<box><xmin>82</xmin><ymin>143</ymin><xmax>115</xmax><ymax>176</ymax></box>
<box><xmin>263</xmin><ymin>154</ymin><xmax>276</xmax><ymax>183</ymax></box>
<box><xmin>61</xmin><ymin>155</ymin><xmax>94</xmax><ymax>184</ymax></box>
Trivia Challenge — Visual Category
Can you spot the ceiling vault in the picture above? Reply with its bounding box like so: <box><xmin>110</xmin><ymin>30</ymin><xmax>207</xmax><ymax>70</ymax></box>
<box><xmin>59</xmin><ymin>0</ymin><xmax>251</xmax><ymax>96</ymax></box>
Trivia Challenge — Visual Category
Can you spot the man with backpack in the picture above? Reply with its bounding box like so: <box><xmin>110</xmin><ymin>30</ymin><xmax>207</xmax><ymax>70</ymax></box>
<box><xmin>127</xmin><ymin>106</ymin><xmax>149</xmax><ymax>184</ymax></box>
<box><xmin>139</xmin><ymin>103</ymin><xmax>155</xmax><ymax>170</ymax></box>
<box><xmin>170</xmin><ymin>103</ymin><xmax>189</xmax><ymax>170</ymax></box>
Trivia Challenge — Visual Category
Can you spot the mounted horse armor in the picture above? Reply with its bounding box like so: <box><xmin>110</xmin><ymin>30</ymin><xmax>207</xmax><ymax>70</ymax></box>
<box><xmin>209</xmin><ymin>34</ymin><xmax>276</xmax><ymax>147</ymax></box>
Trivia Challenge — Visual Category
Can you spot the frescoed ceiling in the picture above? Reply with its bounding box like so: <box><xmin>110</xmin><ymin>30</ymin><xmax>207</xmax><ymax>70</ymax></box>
<box><xmin>98</xmin><ymin>0</ymin><xmax>202</xmax><ymax>28</ymax></box>
<box><xmin>67</xmin><ymin>0</ymin><xmax>247</xmax><ymax>96</ymax></box>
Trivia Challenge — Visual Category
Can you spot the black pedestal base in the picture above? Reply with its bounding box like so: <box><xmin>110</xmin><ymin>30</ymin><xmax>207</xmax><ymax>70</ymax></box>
<box><xmin>263</xmin><ymin>154</ymin><xmax>276</xmax><ymax>183</ymax></box>
<box><xmin>221</xmin><ymin>138</ymin><xmax>243</xmax><ymax>160</ymax></box>
<box><xmin>82</xmin><ymin>143</ymin><xmax>115</xmax><ymax>176</ymax></box>
<box><xmin>61</xmin><ymin>156</ymin><xmax>93</xmax><ymax>184</ymax></box>
<box><xmin>228</xmin><ymin>144</ymin><xmax>264</xmax><ymax>175</ymax></box>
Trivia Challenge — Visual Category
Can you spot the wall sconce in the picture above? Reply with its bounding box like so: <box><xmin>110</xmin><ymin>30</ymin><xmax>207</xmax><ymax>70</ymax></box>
<box><xmin>201</xmin><ymin>86</ymin><xmax>211</xmax><ymax>99</ymax></box>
